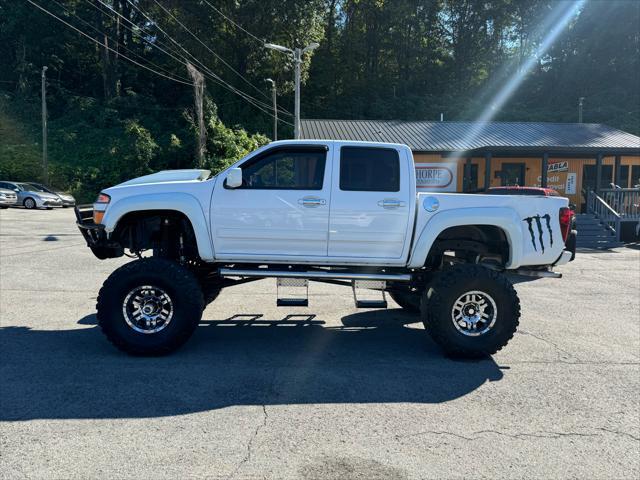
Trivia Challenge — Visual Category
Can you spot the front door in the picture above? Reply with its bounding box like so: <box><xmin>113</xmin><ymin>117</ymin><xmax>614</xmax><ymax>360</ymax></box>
<box><xmin>211</xmin><ymin>145</ymin><xmax>332</xmax><ymax>258</ymax></box>
<box><xmin>328</xmin><ymin>146</ymin><xmax>412</xmax><ymax>260</ymax></box>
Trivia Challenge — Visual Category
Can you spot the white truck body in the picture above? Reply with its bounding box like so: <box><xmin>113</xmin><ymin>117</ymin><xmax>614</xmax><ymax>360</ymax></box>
<box><xmin>97</xmin><ymin>140</ymin><xmax>571</xmax><ymax>270</ymax></box>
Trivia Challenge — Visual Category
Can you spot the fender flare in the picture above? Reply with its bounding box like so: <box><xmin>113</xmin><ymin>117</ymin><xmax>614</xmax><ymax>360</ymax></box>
<box><xmin>407</xmin><ymin>207</ymin><xmax>523</xmax><ymax>269</ymax></box>
<box><xmin>101</xmin><ymin>192</ymin><xmax>214</xmax><ymax>261</ymax></box>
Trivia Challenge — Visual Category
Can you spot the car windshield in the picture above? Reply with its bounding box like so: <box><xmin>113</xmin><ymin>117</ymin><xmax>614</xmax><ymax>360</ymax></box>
<box><xmin>28</xmin><ymin>183</ymin><xmax>54</xmax><ymax>193</ymax></box>
<box><xmin>24</xmin><ymin>183</ymin><xmax>47</xmax><ymax>192</ymax></box>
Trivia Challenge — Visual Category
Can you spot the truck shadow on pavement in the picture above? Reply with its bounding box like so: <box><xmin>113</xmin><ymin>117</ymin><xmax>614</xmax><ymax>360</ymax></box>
<box><xmin>1</xmin><ymin>310</ymin><xmax>502</xmax><ymax>421</ymax></box>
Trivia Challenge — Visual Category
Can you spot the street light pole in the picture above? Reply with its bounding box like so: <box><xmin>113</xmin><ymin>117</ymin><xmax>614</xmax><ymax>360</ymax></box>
<box><xmin>578</xmin><ymin>96</ymin><xmax>585</xmax><ymax>123</ymax></box>
<box><xmin>265</xmin><ymin>78</ymin><xmax>277</xmax><ymax>141</ymax></box>
<box><xmin>293</xmin><ymin>48</ymin><xmax>302</xmax><ymax>139</ymax></box>
<box><xmin>265</xmin><ymin>42</ymin><xmax>319</xmax><ymax>139</ymax></box>
<box><xmin>41</xmin><ymin>66</ymin><xmax>48</xmax><ymax>184</ymax></box>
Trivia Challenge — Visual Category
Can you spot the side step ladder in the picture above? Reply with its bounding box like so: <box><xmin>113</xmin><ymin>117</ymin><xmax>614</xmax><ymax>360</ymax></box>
<box><xmin>352</xmin><ymin>280</ymin><xmax>387</xmax><ymax>309</ymax></box>
<box><xmin>276</xmin><ymin>278</ymin><xmax>309</xmax><ymax>307</ymax></box>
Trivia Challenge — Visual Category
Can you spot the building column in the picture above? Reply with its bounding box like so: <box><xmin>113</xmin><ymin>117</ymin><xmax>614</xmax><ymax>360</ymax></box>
<box><xmin>464</xmin><ymin>157</ymin><xmax>472</xmax><ymax>192</ymax></box>
<box><xmin>541</xmin><ymin>153</ymin><xmax>549</xmax><ymax>188</ymax></box>
<box><xmin>484</xmin><ymin>152</ymin><xmax>492</xmax><ymax>190</ymax></box>
<box><xmin>614</xmin><ymin>155</ymin><xmax>622</xmax><ymax>186</ymax></box>
<box><xmin>595</xmin><ymin>153</ymin><xmax>603</xmax><ymax>193</ymax></box>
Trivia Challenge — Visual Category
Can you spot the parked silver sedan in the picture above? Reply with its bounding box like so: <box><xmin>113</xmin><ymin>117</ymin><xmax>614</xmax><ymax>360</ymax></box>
<box><xmin>0</xmin><ymin>187</ymin><xmax>18</xmax><ymax>208</ymax></box>
<box><xmin>29</xmin><ymin>183</ymin><xmax>76</xmax><ymax>207</ymax></box>
<box><xmin>0</xmin><ymin>181</ymin><xmax>63</xmax><ymax>209</ymax></box>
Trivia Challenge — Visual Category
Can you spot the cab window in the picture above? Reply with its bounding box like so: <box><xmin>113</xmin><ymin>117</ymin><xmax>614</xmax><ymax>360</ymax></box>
<box><xmin>340</xmin><ymin>147</ymin><xmax>400</xmax><ymax>192</ymax></box>
<box><xmin>238</xmin><ymin>147</ymin><xmax>327</xmax><ymax>190</ymax></box>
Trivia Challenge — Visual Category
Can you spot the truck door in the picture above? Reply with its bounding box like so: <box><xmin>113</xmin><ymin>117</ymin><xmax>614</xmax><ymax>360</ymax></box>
<box><xmin>328</xmin><ymin>145</ymin><xmax>412</xmax><ymax>260</ymax></box>
<box><xmin>211</xmin><ymin>144</ymin><xmax>332</xmax><ymax>259</ymax></box>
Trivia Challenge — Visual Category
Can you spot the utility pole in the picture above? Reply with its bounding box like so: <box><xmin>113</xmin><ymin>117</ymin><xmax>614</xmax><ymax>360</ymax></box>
<box><xmin>41</xmin><ymin>66</ymin><xmax>48</xmax><ymax>184</ymax></box>
<box><xmin>265</xmin><ymin>78</ymin><xmax>277</xmax><ymax>140</ymax></box>
<box><xmin>578</xmin><ymin>97</ymin><xmax>585</xmax><ymax>123</ymax></box>
<box><xmin>186</xmin><ymin>62</ymin><xmax>206</xmax><ymax>167</ymax></box>
<box><xmin>265</xmin><ymin>42</ymin><xmax>319</xmax><ymax>139</ymax></box>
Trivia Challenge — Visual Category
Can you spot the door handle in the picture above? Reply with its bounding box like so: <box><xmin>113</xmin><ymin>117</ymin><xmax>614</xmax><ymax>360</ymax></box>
<box><xmin>378</xmin><ymin>199</ymin><xmax>405</xmax><ymax>209</ymax></box>
<box><xmin>298</xmin><ymin>196</ymin><xmax>326</xmax><ymax>208</ymax></box>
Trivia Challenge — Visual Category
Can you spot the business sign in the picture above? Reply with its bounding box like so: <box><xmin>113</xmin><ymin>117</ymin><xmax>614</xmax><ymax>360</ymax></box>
<box><xmin>565</xmin><ymin>172</ymin><xmax>577</xmax><ymax>195</ymax></box>
<box><xmin>415</xmin><ymin>163</ymin><xmax>457</xmax><ymax>192</ymax></box>
<box><xmin>548</xmin><ymin>161</ymin><xmax>568</xmax><ymax>173</ymax></box>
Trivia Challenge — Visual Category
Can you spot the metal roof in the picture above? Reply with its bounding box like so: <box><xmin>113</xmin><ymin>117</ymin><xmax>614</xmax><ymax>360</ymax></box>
<box><xmin>300</xmin><ymin>119</ymin><xmax>640</xmax><ymax>154</ymax></box>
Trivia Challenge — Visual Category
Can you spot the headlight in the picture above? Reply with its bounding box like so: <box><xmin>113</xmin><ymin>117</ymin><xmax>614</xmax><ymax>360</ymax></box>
<box><xmin>93</xmin><ymin>193</ymin><xmax>111</xmax><ymax>224</ymax></box>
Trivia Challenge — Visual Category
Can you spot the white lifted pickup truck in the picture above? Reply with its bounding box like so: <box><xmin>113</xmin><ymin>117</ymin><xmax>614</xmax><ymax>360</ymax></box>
<box><xmin>76</xmin><ymin>140</ymin><xmax>576</xmax><ymax>357</ymax></box>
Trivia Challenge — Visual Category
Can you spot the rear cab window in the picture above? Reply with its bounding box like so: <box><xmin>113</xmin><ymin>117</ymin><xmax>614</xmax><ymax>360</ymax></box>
<box><xmin>339</xmin><ymin>147</ymin><xmax>400</xmax><ymax>192</ymax></box>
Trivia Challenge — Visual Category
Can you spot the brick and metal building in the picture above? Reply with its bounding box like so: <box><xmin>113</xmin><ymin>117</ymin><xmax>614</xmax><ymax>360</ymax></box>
<box><xmin>301</xmin><ymin>120</ymin><xmax>640</xmax><ymax>212</ymax></box>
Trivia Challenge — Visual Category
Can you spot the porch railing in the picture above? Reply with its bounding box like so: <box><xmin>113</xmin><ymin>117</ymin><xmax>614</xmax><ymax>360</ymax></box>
<box><xmin>598</xmin><ymin>188</ymin><xmax>640</xmax><ymax>220</ymax></box>
<box><xmin>587</xmin><ymin>191</ymin><xmax>621</xmax><ymax>241</ymax></box>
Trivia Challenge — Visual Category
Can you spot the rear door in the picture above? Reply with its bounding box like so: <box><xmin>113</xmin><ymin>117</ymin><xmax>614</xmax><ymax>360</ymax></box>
<box><xmin>328</xmin><ymin>145</ymin><xmax>413</xmax><ymax>261</ymax></box>
<box><xmin>211</xmin><ymin>144</ymin><xmax>332</xmax><ymax>259</ymax></box>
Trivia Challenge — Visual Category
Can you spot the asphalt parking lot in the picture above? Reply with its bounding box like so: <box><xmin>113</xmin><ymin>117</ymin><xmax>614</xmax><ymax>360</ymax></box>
<box><xmin>1</xmin><ymin>207</ymin><xmax>639</xmax><ymax>479</ymax></box>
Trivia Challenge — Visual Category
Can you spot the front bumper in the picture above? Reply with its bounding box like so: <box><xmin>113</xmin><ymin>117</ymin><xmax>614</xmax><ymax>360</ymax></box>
<box><xmin>60</xmin><ymin>198</ymin><xmax>76</xmax><ymax>207</ymax></box>
<box><xmin>0</xmin><ymin>197</ymin><xmax>18</xmax><ymax>206</ymax></box>
<box><xmin>38</xmin><ymin>197</ymin><xmax>63</xmax><ymax>207</ymax></box>
<box><xmin>75</xmin><ymin>205</ymin><xmax>122</xmax><ymax>259</ymax></box>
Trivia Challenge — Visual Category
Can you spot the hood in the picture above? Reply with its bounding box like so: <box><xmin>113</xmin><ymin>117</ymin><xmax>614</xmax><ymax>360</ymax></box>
<box><xmin>116</xmin><ymin>169</ymin><xmax>211</xmax><ymax>187</ymax></box>
<box><xmin>29</xmin><ymin>190</ymin><xmax>59</xmax><ymax>198</ymax></box>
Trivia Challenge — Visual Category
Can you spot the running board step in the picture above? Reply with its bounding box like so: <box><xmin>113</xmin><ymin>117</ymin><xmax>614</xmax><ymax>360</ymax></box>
<box><xmin>276</xmin><ymin>278</ymin><xmax>309</xmax><ymax>307</ymax></box>
<box><xmin>352</xmin><ymin>280</ymin><xmax>388</xmax><ymax>309</ymax></box>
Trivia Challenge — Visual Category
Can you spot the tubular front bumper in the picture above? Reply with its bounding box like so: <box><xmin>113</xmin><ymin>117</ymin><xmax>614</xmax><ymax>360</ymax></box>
<box><xmin>75</xmin><ymin>205</ymin><xmax>124</xmax><ymax>259</ymax></box>
<box><xmin>75</xmin><ymin>204</ymin><xmax>107</xmax><ymax>247</ymax></box>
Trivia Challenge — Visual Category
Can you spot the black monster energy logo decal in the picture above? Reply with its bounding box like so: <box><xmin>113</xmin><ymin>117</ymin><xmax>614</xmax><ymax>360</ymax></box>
<box><xmin>523</xmin><ymin>214</ymin><xmax>554</xmax><ymax>253</ymax></box>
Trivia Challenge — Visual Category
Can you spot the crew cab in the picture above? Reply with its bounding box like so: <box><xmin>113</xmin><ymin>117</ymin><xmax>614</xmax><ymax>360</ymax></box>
<box><xmin>76</xmin><ymin>140</ymin><xmax>576</xmax><ymax>357</ymax></box>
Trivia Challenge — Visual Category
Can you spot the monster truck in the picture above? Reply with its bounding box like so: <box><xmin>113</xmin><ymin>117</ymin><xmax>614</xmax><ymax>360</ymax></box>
<box><xmin>76</xmin><ymin>140</ymin><xmax>576</xmax><ymax>357</ymax></box>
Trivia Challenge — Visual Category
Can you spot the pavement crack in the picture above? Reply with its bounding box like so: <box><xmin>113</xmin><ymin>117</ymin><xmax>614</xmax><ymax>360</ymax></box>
<box><xmin>394</xmin><ymin>428</ymin><xmax>640</xmax><ymax>442</ymax></box>
<box><xmin>517</xmin><ymin>330</ymin><xmax>577</xmax><ymax>360</ymax></box>
<box><xmin>228</xmin><ymin>405</ymin><xmax>268</xmax><ymax>479</ymax></box>
<box><xmin>595</xmin><ymin>427</ymin><xmax>640</xmax><ymax>441</ymax></box>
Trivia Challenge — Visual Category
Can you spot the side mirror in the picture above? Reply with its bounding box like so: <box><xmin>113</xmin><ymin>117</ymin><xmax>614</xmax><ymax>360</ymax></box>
<box><xmin>225</xmin><ymin>168</ymin><xmax>243</xmax><ymax>188</ymax></box>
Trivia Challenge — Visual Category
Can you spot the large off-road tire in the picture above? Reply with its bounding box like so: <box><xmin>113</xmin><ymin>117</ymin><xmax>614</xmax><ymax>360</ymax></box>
<box><xmin>421</xmin><ymin>265</ymin><xmax>520</xmax><ymax>358</ymax></box>
<box><xmin>23</xmin><ymin>198</ymin><xmax>36</xmax><ymax>209</ymax></box>
<box><xmin>389</xmin><ymin>290</ymin><xmax>421</xmax><ymax>313</ymax></box>
<box><xmin>97</xmin><ymin>258</ymin><xmax>204</xmax><ymax>356</ymax></box>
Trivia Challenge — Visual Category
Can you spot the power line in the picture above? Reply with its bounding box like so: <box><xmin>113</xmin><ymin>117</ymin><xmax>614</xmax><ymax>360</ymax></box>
<box><xmin>120</xmin><ymin>0</ymin><xmax>292</xmax><ymax>120</ymax></box>
<box><xmin>51</xmin><ymin>0</ymin><xmax>191</xmax><ymax>83</ymax></box>
<box><xmin>200</xmin><ymin>0</ymin><xmax>264</xmax><ymax>44</ymax></box>
<box><xmin>147</xmin><ymin>0</ymin><xmax>277</xmax><ymax>105</ymax></box>
<box><xmin>88</xmin><ymin>0</ymin><xmax>198</xmax><ymax>74</ymax></box>
<box><xmin>28</xmin><ymin>0</ymin><xmax>291</xmax><ymax>127</ymax></box>
<box><xmin>26</xmin><ymin>0</ymin><xmax>192</xmax><ymax>86</ymax></box>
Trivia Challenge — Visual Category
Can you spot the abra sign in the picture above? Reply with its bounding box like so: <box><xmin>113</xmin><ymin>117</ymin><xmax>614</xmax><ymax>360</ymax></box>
<box><xmin>548</xmin><ymin>161</ymin><xmax>568</xmax><ymax>173</ymax></box>
<box><xmin>415</xmin><ymin>163</ymin><xmax>457</xmax><ymax>192</ymax></box>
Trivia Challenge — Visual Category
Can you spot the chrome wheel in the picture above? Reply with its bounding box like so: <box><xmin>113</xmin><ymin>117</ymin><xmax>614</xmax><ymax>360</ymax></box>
<box><xmin>24</xmin><ymin>198</ymin><xmax>36</xmax><ymax>209</ymax></box>
<box><xmin>122</xmin><ymin>285</ymin><xmax>173</xmax><ymax>334</ymax></box>
<box><xmin>451</xmin><ymin>290</ymin><xmax>497</xmax><ymax>337</ymax></box>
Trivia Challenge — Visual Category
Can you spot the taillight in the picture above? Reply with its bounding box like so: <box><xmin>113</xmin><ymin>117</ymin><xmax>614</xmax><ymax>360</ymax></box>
<box><xmin>559</xmin><ymin>207</ymin><xmax>572</xmax><ymax>243</ymax></box>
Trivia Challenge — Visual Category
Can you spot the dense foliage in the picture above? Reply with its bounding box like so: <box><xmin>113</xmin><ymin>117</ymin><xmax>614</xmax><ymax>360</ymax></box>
<box><xmin>0</xmin><ymin>0</ymin><xmax>638</xmax><ymax>201</ymax></box>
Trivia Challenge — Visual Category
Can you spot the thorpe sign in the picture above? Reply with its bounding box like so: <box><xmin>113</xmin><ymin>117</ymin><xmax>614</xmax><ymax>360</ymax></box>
<box><xmin>415</xmin><ymin>162</ymin><xmax>458</xmax><ymax>192</ymax></box>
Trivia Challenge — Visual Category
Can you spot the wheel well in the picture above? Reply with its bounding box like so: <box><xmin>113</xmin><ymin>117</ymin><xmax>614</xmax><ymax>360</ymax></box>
<box><xmin>426</xmin><ymin>225</ymin><xmax>510</xmax><ymax>268</ymax></box>
<box><xmin>113</xmin><ymin>210</ymin><xmax>199</xmax><ymax>260</ymax></box>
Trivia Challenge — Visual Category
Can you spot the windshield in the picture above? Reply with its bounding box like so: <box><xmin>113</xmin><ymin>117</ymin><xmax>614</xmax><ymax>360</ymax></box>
<box><xmin>21</xmin><ymin>183</ymin><xmax>47</xmax><ymax>192</ymax></box>
<box><xmin>28</xmin><ymin>183</ymin><xmax>54</xmax><ymax>193</ymax></box>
